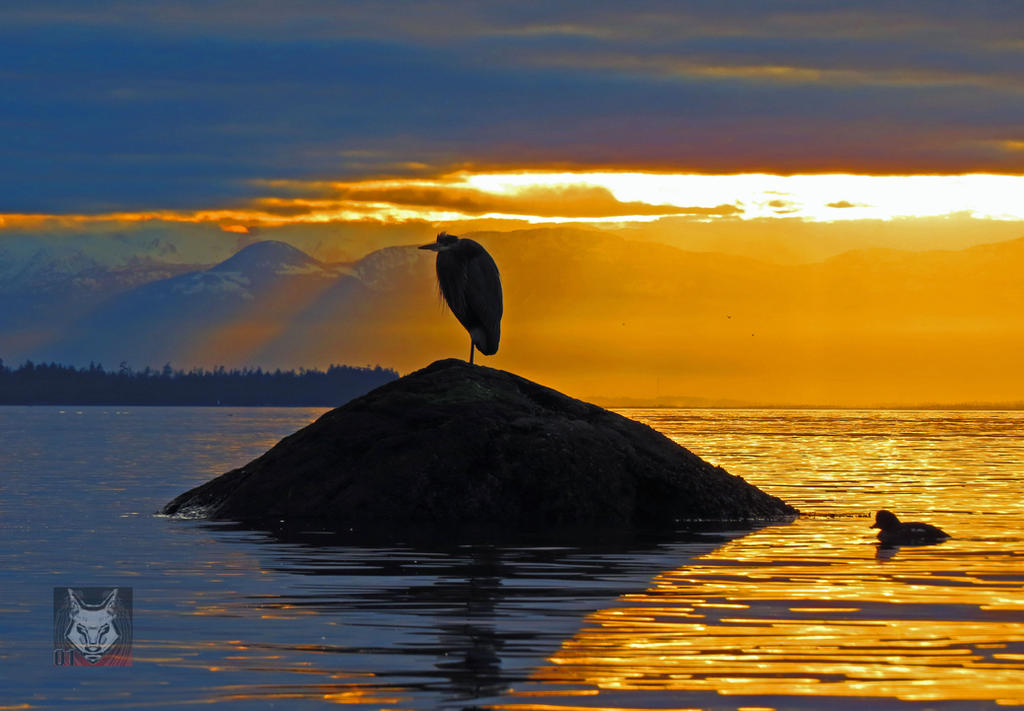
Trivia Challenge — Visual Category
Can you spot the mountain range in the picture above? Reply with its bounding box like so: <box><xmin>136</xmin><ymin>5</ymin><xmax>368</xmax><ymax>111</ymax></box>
<box><xmin>2</xmin><ymin>227</ymin><xmax>1023</xmax><ymax>406</ymax></box>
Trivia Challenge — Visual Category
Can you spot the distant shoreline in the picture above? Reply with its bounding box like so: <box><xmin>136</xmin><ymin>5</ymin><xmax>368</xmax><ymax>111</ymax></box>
<box><xmin>601</xmin><ymin>400</ymin><xmax>1024</xmax><ymax>411</ymax></box>
<box><xmin>0</xmin><ymin>360</ymin><xmax>398</xmax><ymax>407</ymax></box>
<box><xmin>2</xmin><ymin>402</ymin><xmax>1021</xmax><ymax>412</ymax></box>
<box><xmin>4</xmin><ymin>360</ymin><xmax>1020</xmax><ymax>411</ymax></box>
<box><xmin>610</xmin><ymin>405</ymin><xmax>1024</xmax><ymax>412</ymax></box>
<box><xmin>0</xmin><ymin>403</ymin><xmax>337</xmax><ymax>408</ymax></box>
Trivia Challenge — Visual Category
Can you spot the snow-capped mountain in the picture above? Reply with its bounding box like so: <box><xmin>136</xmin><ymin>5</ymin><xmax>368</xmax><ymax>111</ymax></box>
<box><xmin>348</xmin><ymin>245</ymin><xmax>425</xmax><ymax>291</ymax></box>
<box><xmin>0</xmin><ymin>228</ymin><xmax>248</xmax><ymax>291</ymax></box>
<box><xmin>139</xmin><ymin>240</ymin><xmax>341</xmax><ymax>302</ymax></box>
<box><xmin>208</xmin><ymin>240</ymin><xmax>335</xmax><ymax>279</ymax></box>
<box><xmin>24</xmin><ymin>241</ymin><xmax>350</xmax><ymax>367</ymax></box>
<box><xmin>6</xmin><ymin>228</ymin><xmax>1024</xmax><ymax>408</ymax></box>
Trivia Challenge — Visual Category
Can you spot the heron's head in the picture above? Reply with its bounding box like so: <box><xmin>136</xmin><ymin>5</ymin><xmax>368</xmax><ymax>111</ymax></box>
<box><xmin>419</xmin><ymin>231</ymin><xmax>459</xmax><ymax>252</ymax></box>
<box><xmin>871</xmin><ymin>509</ymin><xmax>900</xmax><ymax>530</ymax></box>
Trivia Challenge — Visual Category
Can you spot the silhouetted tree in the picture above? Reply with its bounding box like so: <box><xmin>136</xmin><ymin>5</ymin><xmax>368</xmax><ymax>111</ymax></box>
<box><xmin>0</xmin><ymin>358</ymin><xmax>397</xmax><ymax>406</ymax></box>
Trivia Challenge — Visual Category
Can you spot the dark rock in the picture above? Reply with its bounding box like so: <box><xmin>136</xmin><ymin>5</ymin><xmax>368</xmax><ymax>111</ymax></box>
<box><xmin>162</xmin><ymin>359</ymin><xmax>796</xmax><ymax>530</ymax></box>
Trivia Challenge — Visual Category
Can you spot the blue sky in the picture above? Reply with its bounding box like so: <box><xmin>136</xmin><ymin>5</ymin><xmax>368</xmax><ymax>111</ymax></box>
<box><xmin>1</xmin><ymin>1</ymin><xmax>1021</xmax><ymax>214</ymax></box>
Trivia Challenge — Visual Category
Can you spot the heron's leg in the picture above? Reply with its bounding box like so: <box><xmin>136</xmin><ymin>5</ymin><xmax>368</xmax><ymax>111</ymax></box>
<box><xmin>469</xmin><ymin>339</ymin><xmax>475</xmax><ymax>365</ymax></box>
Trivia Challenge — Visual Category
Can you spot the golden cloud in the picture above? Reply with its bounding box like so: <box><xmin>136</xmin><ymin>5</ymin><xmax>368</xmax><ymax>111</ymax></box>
<box><xmin>5</xmin><ymin>171</ymin><xmax>1022</xmax><ymax>233</ymax></box>
<box><xmin>246</xmin><ymin>181</ymin><xmax>742</xmax><ymax>221</ymax></box>
<box><xmin>346</xmin><ymin>183</ymin><xmax>739</xmax><ymax>218</ymax></box>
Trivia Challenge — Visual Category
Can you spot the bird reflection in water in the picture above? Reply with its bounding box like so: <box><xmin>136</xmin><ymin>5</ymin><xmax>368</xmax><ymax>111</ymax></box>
<box><xmin>433</xmin><ymin>546</ymin><xmax>507</xmax><ymax>700</ymax></box>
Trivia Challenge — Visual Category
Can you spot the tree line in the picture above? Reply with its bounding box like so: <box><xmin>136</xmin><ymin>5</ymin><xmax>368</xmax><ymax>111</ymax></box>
<box><xmin>0</xmin><ymin>359</ymin><xmax>398</xmax><ymax>406</ymax></box>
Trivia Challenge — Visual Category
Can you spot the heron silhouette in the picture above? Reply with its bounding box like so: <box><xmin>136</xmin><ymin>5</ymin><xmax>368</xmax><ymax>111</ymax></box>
<box><xmin>419</xmin><ymin>232</ymin><xmax>503</xmax><ymax>364</ymax></box>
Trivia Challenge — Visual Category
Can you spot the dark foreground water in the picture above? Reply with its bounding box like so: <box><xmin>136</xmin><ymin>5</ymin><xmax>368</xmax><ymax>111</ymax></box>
<box><xmin>0</xmin><ymin>407</ymin><xmax>1022</xmax><ymax>710</ymax></box>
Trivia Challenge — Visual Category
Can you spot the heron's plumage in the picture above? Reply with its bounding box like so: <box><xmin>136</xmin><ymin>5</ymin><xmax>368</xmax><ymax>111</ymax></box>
<box><xmin>426</xmin><ymin>234</ymin><xmax>503</xmax><ymax>360</ymax></box>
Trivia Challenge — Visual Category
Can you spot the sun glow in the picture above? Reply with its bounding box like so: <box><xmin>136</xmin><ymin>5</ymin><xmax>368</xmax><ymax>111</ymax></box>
<box><xmin>2</xmin><ymin>172</ymin><xmax>1022</xmax><ymax>231</ymax></box>
<box><xmin>461</xmin><ymin>171</ymin><xmax>1024</xmax><ymax>222</ymax></box>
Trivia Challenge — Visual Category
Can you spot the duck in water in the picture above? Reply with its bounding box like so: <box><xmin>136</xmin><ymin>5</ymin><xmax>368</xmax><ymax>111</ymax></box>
<box><xmin>871</xmin><ymin>509</ymin><xmax>950</xmax><ymax>546</ymax></box>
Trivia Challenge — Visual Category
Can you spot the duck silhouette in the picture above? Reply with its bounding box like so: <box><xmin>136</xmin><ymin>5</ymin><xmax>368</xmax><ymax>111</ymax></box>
<box><xmin>871</xmin><ymin>509</ymin><xmax>950</xmax><ymax>546</ymax></box>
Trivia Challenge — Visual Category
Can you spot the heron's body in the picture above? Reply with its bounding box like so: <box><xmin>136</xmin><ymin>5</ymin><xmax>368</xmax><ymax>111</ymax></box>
<box><xmin>871</xmin><ymin>509</ymin><xmax>949</xmax><ymax>546</ymax></box>
<box><xmin>420</xmin><ymin>233</ymin><xmax>502</xmax><ymax>363</ymax></box>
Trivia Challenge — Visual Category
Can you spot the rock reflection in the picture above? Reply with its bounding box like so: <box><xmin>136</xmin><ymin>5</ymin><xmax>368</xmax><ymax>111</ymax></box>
<box><xmin>167</xmin><ymin>525</ymin><xmax>745</xmax><ymax>708</ymax></box>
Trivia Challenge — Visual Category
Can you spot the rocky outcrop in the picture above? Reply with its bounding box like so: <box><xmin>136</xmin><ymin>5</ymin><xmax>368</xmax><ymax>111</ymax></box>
<box><xmin>163</xmin><ymin>359</ymin><xmax>796</xmax><ymax>530</ymax></box>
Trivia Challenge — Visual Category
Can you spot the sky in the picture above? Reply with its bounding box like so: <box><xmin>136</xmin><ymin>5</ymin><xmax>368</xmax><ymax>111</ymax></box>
<box><xmin>2</xmin><ymin>1</ymin><xmax>1024</xmax><ymax>405</ymax></box>
<box><xmin>1</xmin><ymin>1</ymin><xmax>1021</xmax><ymax>217</ymax></box>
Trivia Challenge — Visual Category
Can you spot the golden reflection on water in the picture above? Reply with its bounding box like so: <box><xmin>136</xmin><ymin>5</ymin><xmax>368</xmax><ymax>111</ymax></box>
<box><xmin>496</xmin><ymin>411</ymin><xmax>1024</xmax><ymax>709</ymax></box>
<box><xmin>518</xmin><ymin>519</ymin><xmax>1024</xmax><ymax>705</ymax></box>
<box><xmin>624</xmin><ymin>409</ymin><xmax>1024</xmax><ymax>517</ymax></box>
<box><xmin>38</xmin><ymin>408</ymin><xmax>1016</xmax><ymax>709</ymax></box>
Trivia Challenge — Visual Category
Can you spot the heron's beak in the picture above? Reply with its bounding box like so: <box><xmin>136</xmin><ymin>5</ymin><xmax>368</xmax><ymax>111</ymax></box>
<box><xmin>419</xmin><ymin>243</ymin><xmax>440</xmax><ymax>251</ymax></box>
<box><xmin>870</xmin><ymin>522</ymin><xmax>879</xmax><ymax>528</ymax></box>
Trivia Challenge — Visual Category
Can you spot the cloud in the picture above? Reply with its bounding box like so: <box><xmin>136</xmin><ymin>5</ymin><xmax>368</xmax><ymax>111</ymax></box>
<box><xmin>0</xmin><ymin>2</ymin><xmax>1020</xmax><ymax>213</ymax></box>
<box><xmin>3</xmin><ymin>2</ymin><xmax>1019</xmax><ymax>48</ymax></box>
<box><xmin>332</xmin><ymin>183</ymin><xmax>739</xmax><ymax>219</ymax></box>
<box><xmin>239</xmin><ymin>180</ymin><xmax>743</xmax><ymax>222</ymax></box>
<box><xmin>989</xmin><ymin>139</ymin><xmax>1024</xmax><ymax>153</ymax></box>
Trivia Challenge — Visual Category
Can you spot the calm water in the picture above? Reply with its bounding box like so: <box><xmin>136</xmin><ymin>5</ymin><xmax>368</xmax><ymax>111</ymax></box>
<box><xmin>0</xmin><ymin>407</ymin><xmax>1022</xmax><ymax>710</ymax></box>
